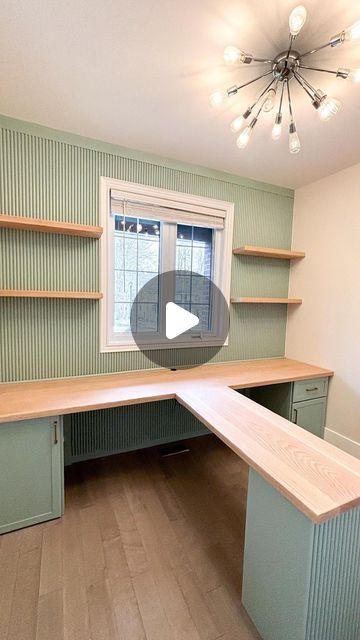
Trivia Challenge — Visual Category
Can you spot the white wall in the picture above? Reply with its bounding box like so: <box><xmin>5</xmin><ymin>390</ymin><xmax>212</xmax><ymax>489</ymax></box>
<box><xmin>286</xmin><ymin>162</ymin><xmax>360</xmax><ymax>457</ymax></box>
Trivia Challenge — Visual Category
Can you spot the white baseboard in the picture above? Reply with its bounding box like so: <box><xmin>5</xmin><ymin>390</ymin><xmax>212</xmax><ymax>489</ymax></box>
<box><xmin>324</xmin><ymin>428</ymin><xmax>360</xmax><ymax>460</ymax></box>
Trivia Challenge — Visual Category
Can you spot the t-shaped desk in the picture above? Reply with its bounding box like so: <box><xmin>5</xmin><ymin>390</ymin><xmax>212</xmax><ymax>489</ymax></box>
<box><xmin>1</xmin><ymin>358</ymin><xmax>359</xmax><ymax>640</ymax></box>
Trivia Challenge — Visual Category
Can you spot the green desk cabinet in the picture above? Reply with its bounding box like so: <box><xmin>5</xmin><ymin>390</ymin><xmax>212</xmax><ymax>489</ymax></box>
<box><xmin>249</xmin><ymin>376</ymin><xmax>329</xmax><ymax>438</ymax></box>
<box><xmin>0</xmin><ymin>417</ymin><xmax>64</xmax><ymax>534</ymax></box>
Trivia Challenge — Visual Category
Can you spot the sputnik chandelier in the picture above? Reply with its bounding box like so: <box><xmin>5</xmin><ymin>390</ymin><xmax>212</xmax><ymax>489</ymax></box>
<box><xmin>209</xmin><ymin>5</ymin><xmax>360</xmax><ymax>153</ymax></box>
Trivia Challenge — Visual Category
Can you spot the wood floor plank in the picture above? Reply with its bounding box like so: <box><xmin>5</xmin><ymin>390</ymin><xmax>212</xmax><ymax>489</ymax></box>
<box><xmin>104</xmin><ymin>537</ymin><xmax>146</xmax><ymax>640</ymax></box>
<box><xmin>110</xmin><ymin>487</ymin><xmax>150</xmax><ymax>578</ymax></box>
<box><xmin>122</xmin><ymin>466</ymin><xmax>202</xmax><ymax>640</ymax></box>
<box><xmin>19</xmin><ymin>526</ymin><xmax>43</xmax><ymax>555</ymax></box>
<box><xmin>0</xmin><ymin>533</ymin><xmax>22</xmax><ymax>640</ymax></box>
<box><xmin>87</xmin><ymin>581</ymin><xmax>118</xmax><ymax>640</ymax></box>
<box><xmin>7</xmin><ymin>547</ymin><xmax>41</xmax><ymax>640</ymax></box>
<box><xmin>65</xmin><ymin>465</ymin><xmax>93</xmax><ymax>511</ymax></box>
<box><xmin>109</xmin><ymin>489</ymin><xmax>138</xmax><ymax>535</ymax></box>
<box><xmin>85</xmin><ymin>463</ymin><xmax>121</xmax><ymax>542</ymax></box>
<box><xmin>62</xmin><ymin>509</ymin><xmax>90</xmax><ymax>640</ymax></box>
<box><xmin>39</xmin><ymin>520</ymin><xmax>63</xmax><ymax>595</ymax></box>
<box><xmin>79</xmin><ymin>505</ymin><xmax>106</xmax><ymax>587</ymax></box>
<box><xmin>206</xmin><ymin>585</ymin><xmax>261</xmax><ymax>639</ymax></box>
<box><xmin>132</xmin><ymin>570</ymin><xmax>176</xmax><ymax>640</ymax></box>
<box><xmin>176</xmin><ymin>565</ymin><xmax>221</xmax><ymax>640</ymax></box>
<box><xmin>36</xmin><ymin>590</ymin><xmax>64</xmax><ymax>640</ymax></box>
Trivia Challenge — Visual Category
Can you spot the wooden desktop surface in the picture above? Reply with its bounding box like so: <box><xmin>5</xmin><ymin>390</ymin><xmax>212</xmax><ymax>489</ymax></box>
<box><xmin>2</xmin><ymin>358</ymin><xmax>360</xmax><ymax>524</ymax></box>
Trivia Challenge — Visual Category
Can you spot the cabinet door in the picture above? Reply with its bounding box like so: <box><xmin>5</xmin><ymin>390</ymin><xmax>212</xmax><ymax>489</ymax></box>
<box><xmin>0</xmin><ymin>417</ymin><xmax>64</xmax><ymax>534</ymax></box>
<box><xmin>291</xmin><ymin>398</ymin><xmax>327</xmax><ymax>438</ymax></box>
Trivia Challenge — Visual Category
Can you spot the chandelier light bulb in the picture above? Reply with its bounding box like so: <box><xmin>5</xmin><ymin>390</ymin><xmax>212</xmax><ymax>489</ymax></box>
<box><xmin>230</xmin><ymin>115</ymin><xmax>245</xmax><ymax>132</ymax></box>
<box><xmin>271</xmin><ymin>114</ymin><xmax>282</xmax><ymax>141</ymax></box>
<box><xmin>289</xmin><ymin>124</ymin><xmax>301</xmax><ymax>154</ymax></box>
<box><xmin>223</xmin><ymin>45</ymin><xmax>243</xmax><ymax>65</ymax></box>
<box><xmin>236</xmin><ymin>125</ymin><xmax>253</xmax><ymax>149</ymax></box>
<box><xmin>209</xmin><ymin>90</ymin><xmax>226</xmax><ymax>108</ymax></box>
<box><xmin>272</xmin><ymin>123</ymin><xmax>282</xmax><ymax>140</ymax></box>
<box><xmin>348</xmin><ymin>68</ymin><xmax>360</xmax><ymax>82</ymax></box>
<box><xmin>318</xmin><ymin>97</ymin><xmax>342</xmax><ymax>120</ymax></box>
<box><xmin>263</xmin><ymin>89</ymin><xmax>276</xmax><ymax>112</ymax></box>
<box><xmin>345</xmin><ymin>20</ymin><xmax>360</xmax><ymax>41</ymax></box>
<box><xmin>289</xmin><ymin>5</ymin><xmax>307</xmax><ymax>36</ymax></box>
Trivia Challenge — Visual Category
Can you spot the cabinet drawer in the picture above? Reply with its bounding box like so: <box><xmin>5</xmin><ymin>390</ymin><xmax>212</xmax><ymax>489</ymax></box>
<box><xmin>292</xmin><ymin>377</ymin><xmax>328</xmax><ymax>402</ymax></box>
<box><xmin>291</xmin><ymin>398</ymin><xmax>327</xmax><ymax>438</ymax></box>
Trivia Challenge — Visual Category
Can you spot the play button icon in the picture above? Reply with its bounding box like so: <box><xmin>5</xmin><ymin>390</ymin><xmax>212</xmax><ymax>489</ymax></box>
<box><xmin>166</xmin><ymin>302</ymin><xmax>200</xmax><ymax>340</ymax></box>
<box><xmin>129</xmin><ymin>270</ymin><xmax>229</xmax><ymax>369</ymax></box>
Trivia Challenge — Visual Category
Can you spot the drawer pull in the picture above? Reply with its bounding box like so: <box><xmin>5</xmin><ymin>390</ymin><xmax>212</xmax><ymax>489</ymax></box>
<box><xmin>53</xmin><ymin>420</ymin><xmax>59</xmax><ymax>445</ymax></box>
<box><xmin>293</xmin><ymin>408</ymin><xmax>298</xmax><ymax>424</ymax></box>
<box><xmin>305</xmin><ymin>387</ymin><xmax>319</xmax><ymax>392</ymax></box>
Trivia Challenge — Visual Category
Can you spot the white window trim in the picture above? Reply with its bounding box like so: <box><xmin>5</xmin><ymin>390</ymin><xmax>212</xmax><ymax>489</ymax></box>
<box><xmin>100</xmin><ymin>176</ymin><xmax>234</xmax><ymax>353</ymax></box>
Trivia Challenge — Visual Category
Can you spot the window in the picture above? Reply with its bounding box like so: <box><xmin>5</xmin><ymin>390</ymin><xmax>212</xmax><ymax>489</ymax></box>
<box><xmin>100</xmin><ymin>178</ymin><xmax>234</xmax><ymax>352</ymax></box>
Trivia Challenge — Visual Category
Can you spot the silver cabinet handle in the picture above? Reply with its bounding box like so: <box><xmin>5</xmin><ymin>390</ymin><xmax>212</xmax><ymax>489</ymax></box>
<box><xmin>306</xmin><ymin>387</ymin><xmax>319</xmax><ymax>392</ymax></box>
<box><xmin>53</xmin><ymin>420</ymin><xmax>59</xmax><ymax>445</ymax></box>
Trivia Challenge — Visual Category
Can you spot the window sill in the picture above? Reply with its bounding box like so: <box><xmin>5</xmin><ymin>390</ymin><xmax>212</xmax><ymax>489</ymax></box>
<box><xmin>100</xmin><ymin>338</ymin><xmax>229</xmax><ymax>353</ymax></box>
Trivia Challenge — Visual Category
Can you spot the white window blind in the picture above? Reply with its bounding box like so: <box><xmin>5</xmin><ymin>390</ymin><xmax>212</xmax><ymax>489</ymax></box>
<box><xmin>110</xmin><ymin>189</ymin><xmax>225</xmax><ymax>229</ymax></box>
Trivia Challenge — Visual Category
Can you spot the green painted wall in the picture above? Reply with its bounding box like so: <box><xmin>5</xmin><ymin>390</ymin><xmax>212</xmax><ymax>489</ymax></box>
<box><xmin>0</xmin><ymin>115</ymin><xmax>294</xmax><ymax>383</ymax></box>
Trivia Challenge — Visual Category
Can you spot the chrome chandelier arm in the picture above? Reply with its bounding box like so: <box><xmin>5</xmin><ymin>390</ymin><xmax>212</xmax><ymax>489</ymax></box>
<box><xmin>249</xmin><ymin>77</ymin><xmax>277</xmax><ymax>110</ymax></box>
<box><xmin>293</xmin><ymin>70</ymin><xmax>317</xmax><ymax>95</ymax></box>
<box><xmin>299</xmin><ymin>65</ymin><xmax>349</xmax><ymax>79</ymax></box>
<box><xmin>286</xmin><ymin>34</ymin><xmax>296</xmax><ymax>61</ymax></box>
<box><xmin>300</xmin><ymin>32</ymin><xmax>344</xmax><ymax>59</ymax></box>
<box><xmin>227</xmin><ymin>69</ymin><xmax>273</xmax><ymax>96</ymax></box>
<box><xmin>286</xmin><ymin>79</ymin><xmax>294</xmax><ymax>120</ymax></box>
<box><xmin>252</xmin><ymin>57</ymin><xmax>274</xmax><ymax>63</ymax></box>
<box><xmin>299</xmin><ymin>65</ymin><xmax>337</xmax><ymax>75</ymax></box>
<box><xmin>299</xmin><ymin>42</ymin><xmax>333</xmax><ymax>58</ymax></box>
<box><xmin>293</xmin><ymin>72</ymin><xmax>316</xmax><ymax>100</ymax></box>
<box><xmin>247</xmin><ymin>83</ymin><xmax>277</xmax><ymax>134</ymax></box>
<box><xmin>278</xmin><ymin>81</ymin><xmax>286</xmax><ymax>114</ymax></box>
<box><xmin>294</xmin><ymin>70</ymin><xmax>329</xmax><ymax>109</ymax></box>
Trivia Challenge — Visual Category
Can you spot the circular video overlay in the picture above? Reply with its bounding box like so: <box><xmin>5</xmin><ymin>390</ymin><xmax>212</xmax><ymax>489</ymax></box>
<box><xmin>130</xmin><ymin>270</ymin><xmax>229</xmax><ymax>369</ymax></box>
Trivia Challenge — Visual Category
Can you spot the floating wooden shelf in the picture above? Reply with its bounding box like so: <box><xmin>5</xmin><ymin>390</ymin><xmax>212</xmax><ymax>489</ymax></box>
<box><xmin>231</xmin><ymin>297</ymin><xmax>302</xmax><ymax>305</ymax></box>
<box><xmin>0</xmin><ymin>290</ymin><xmax>103</xmax><ymax>300</ymax></box>
<box><xmin>0</xmin><ymin>214</ymin><xmax>103</xmax><ymax>238</ymax></box>
<box><xmin>233</xmin><ymin>245</ymin><xmax>305</xmax><ymax>260</ymax></box>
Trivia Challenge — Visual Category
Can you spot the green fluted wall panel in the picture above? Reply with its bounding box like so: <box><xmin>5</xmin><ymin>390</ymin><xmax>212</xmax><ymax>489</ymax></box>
<box><xmin>243</xmin><ymin>470</ymin><xmax>360</xmax><ymax>640</ymax></box>
<box><xmin>0</xmin><ymin>116</ymin><xmax>294</xmax><ymax>382</ymax></box>
<box><xmin>306</xmin><ymin>508</ymin><xmax>360</xmax><ymax>640</ymax></box>
<box><xmin>63</xmin><ymin>399</ymin><xmax>209</xmax><ymax>465</ymax></box>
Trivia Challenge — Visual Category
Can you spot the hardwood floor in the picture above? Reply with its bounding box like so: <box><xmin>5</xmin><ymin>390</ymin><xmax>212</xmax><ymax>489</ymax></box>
<box><xmin>0</xmin><ymin>435</ymin><xmax>261</xmax><ymax>640</ymax></box>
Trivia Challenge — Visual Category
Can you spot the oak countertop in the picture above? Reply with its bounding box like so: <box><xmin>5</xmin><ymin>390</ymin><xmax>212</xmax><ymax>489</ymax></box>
<box><xmin>2</xmin><ymin>357</ymin><xmax>359</xmax><ymax>524</ymax></box>
<box><xmin>0</xmin><ymin>358</ymin><xmax>332</xmax><ymax>423</ymax></box>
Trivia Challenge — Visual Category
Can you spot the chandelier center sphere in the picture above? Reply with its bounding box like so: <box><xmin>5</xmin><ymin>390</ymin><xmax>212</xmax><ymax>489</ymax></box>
<box><xmin>273</xmin><ymin>51</ymin><xmax>300</xmax><ymax>81</ymax></box>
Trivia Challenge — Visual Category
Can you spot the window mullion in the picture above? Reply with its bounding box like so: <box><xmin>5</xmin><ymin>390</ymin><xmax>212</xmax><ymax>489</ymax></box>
<box><xmin>158</xmin><ymin>223</ymin><xmax>177</xmax><ymax>336</ymax></box>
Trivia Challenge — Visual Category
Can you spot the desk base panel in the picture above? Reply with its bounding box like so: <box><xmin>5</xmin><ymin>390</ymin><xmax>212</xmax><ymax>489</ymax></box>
<box><xmin>243</xmin><ymin>469</ymin><xmax>360</xmax><ymax>640</ymax></box>
<box><xmin>64</xmin><ymin>399</ymin><xmax>209</xmax><ymax>464</ymax></box>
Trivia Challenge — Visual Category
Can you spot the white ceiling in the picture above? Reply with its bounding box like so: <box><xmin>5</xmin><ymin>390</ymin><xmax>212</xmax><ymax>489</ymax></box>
<box><xmin>0</xmin><ymin>0</ymin><xmax>360</xmax><ymax>188</ymax></box>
